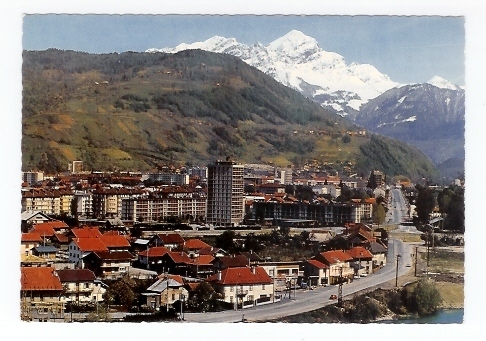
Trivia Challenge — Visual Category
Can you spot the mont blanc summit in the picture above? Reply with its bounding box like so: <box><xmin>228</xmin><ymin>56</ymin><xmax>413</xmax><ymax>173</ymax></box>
<box><xmin>147</xmin><ymin>30</ymin><xmax>399</xmax><ymax>116</ymax></box>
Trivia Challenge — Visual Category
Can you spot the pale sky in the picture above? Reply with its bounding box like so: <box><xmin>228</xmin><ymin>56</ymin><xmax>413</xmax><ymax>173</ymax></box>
<box><xmin>23</xmin><ymin>14</ymin><xmax>465</xmax><ymax>85</ymax></box>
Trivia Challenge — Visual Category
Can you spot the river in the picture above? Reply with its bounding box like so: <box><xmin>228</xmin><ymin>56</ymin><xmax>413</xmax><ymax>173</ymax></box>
<box><xmin>378</xmin><ymin>308</ymin><xmax>464</xmax><ymax>324</ymax></box>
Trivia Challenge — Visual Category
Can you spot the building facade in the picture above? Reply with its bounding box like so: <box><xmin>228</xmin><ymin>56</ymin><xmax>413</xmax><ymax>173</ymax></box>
<box><xmin>206</xmin><ymin>160</ymin><xmax>244</xmax><ymax>227</ymax></box>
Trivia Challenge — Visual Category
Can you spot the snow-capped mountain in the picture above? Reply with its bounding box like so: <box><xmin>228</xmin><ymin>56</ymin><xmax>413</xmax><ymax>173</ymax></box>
<box><xmin>427</xmin><ymin>76</ymin><xmax>463</xmax><ymax>91</ymax></box>
<box><xmin>147</xmin><ymin>30</ymin><xmax>400</xmax><ymax>116</ymax></box>
<box><xmin>357</xmin><ymin>83</ymin><xmax>465</xmax><ymax>169</ymax></box>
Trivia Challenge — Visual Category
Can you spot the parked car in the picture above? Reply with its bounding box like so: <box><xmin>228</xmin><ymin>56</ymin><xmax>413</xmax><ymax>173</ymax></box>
<box><xmin>360</xmin><ymin>273</ymin><xmax>368</xmax><ymax>277</ymax></box>
<box><xmin>353</xmin><ymin>275</ymin><xmax>360</xmax><ymax>280</ymax></box>
<box><xmin>329</xmin><ymin>294</ymin><xmax>337</xmax><ymax>300</ymax></box>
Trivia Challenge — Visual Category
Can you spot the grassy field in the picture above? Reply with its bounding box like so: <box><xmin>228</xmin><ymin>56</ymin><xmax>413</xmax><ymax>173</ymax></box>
<box><xmin>427</xmin><ymin>249</ymin><xmax>465</xmax><ymax>274</ymax></box>
<box><xmin>436</xmin><ymin>282</ymin><xmax>464</xmax><ymax>309</ymax></box>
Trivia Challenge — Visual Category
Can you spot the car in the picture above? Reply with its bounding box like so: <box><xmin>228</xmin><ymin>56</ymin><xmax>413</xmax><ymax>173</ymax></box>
<box><xmin>360</xmin><ymin>273</ymin><xmax>368</xmax><ymax>277</ymax></box>
<box><xmin>406</xmin><ymin>264</ymin><xmax>411</xmax><ymax>267</ymax></box>
<box><xmin>329</xmin><ymin>294</ymin><xmax>337</xmax><ymax>300</ymax></box>
<box><xmin>353</xmin><ymin>275</ymin><xmax>360</xmax><ymax>280</ymax></box>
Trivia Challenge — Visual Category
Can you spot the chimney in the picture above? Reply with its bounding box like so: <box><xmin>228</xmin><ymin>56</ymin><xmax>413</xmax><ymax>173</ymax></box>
<box><xmin>251</xmin><ymin>266</ymin><xmax>256</xmax><ymax>274</ymax></box>
<box><xmin>217</xmin><ymin>271</ymin><xmax>222</xmax><ymax>281</ymax></box>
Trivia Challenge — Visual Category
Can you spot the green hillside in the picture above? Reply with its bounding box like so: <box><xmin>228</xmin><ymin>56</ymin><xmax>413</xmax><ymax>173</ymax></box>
<box><xmin>22</xmin><ymin>49</ymin><xmax>440</xmax><ymax>182</ymax></box>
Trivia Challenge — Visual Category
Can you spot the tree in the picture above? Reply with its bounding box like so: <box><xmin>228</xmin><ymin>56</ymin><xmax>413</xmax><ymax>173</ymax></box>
<box><xmin>372</xmin><ymin>203</ymin><xmax>386</xmax><ymax>226</ymax></box>
<box><xmin>214</xmin><ymin>230</ymin><xmax>238</xmax><ymax>253</ymax></box>
<box><xmin>415</xmin><ymin>184</ymin><xmax>436</xmax><ymax>224</ymax></box>
<box><xmin>407</xmin><ymin>279</ymin><xmax>442</xmax><ymax>316</ymax></box>
<box><xmin>186</xmin><ymin>282</ymin><xmax>223</xmax><ymax>312</ymax></box>
<box><xmin>104</xmin><ymin>276</ymin><xmax>136</xmax><ymax>310</ymax></box>
<box><xmin>341</xmin><ymin>134</ymin><xmax>351</xmax><ymax>144</ymax></box>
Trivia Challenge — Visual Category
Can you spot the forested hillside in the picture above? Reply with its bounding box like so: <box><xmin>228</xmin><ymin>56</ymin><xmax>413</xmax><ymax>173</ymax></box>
<box><xmin>22</xmin><ymin>49</ymin><xmax>440</xmax><ymax>182</ymax></box>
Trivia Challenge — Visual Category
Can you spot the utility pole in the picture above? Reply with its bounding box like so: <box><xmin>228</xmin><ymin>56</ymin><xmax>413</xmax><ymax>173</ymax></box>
<box><xmin>338</xmin><ymin>267</ymin><xmax>343</xmax><ymax>307</ymax></box>
<box><xmin>414</xmin><ymin>246</ymin><xmax>418</xmax><ymax>277</ymax></box>
<box><xmin>395</xmin><ymin>254</ymin><xmax>401</xmax><ymax>287</ymax></box>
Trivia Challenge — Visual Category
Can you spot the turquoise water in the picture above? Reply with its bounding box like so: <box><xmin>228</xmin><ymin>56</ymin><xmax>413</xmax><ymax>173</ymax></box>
<box><xmin>380</xmin><ymin>309</ymin><xmax>464</xmax><ymax>324</ymax></box>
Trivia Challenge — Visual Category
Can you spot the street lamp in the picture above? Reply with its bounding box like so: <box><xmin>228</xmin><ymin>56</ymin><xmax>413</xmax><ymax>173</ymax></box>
<box><xmin>395</xmin><ymin>254</ymin><xmax>402</xmax><ymax>287</ymax></box>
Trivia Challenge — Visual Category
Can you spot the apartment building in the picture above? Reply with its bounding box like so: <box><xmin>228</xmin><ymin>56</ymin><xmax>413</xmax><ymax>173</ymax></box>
<box><xmin>206</xmin><ymin>159</ymin><xmax>244</xmax><ymax>227</ymax></box>
<box><xmin>121</xmin><ymin>187</ymin><xmax>206</xmax><ymax>222</ymax></box>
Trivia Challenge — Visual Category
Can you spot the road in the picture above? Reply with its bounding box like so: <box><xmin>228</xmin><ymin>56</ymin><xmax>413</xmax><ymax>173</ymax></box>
<box><xmin>180</xmin><ymin>188</ymin><xmax>414</xmax><ymax>323</ymax></box>
<box><xmin>387</xmin><ymin>188</ymin><xmax>409</xmax><ymax>225</ymax></box>
<box><xmin>182</xmin><ymin>238</ymin><xmax>412</xmax><ymax>323</ymax></box>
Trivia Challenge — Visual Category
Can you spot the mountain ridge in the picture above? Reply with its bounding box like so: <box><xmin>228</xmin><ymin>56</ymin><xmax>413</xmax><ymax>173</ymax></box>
<box><xmin>21</xmin><ymin>48</ymin><xmax>441</xmax><ymax>183</ymax></box>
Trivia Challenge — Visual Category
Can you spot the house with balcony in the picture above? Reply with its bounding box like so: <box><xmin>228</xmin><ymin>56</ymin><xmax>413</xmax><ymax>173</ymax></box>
<box><xmin>206</xmin><ymin>266</ymin><xmax>274</xmax><ymax>309</ymax></box>
<box><xmin>187</xmin><ymin>255</ymin><xmax>215</xmax><ymax>278</ymax></box>
<box><xmin>83</xmin><ymin>250</ymin><xmax>134</xmax><ymax>279</ymax></box>
<box><xmin>57</xmin><ymin>269</ymin><xmax>107</xmax><ymax>304</ymax></box>
<box><xmin>312</xmin><ymin>250</ymin><xmax>354</xmax><ymax>284</ymax></box>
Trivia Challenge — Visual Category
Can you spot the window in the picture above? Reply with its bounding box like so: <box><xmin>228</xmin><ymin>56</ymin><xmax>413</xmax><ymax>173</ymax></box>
<box><xmin>230</xmin><ymin>286</ymin><xmax>234</xmax><ymax>292</ymax></box>
<box><xmin>230</xmin><ymin>296</ymin><xmax>233</xmax><ymax>303</ymax></box>
<box><xmin>262</xmin><ymin>284</ymin><xmax>265</xmax><ymax>290</ymax></box>
<box><xmin>172</xmin><ymin>294</ymin><xmax>175</xmax><ymax>301</ymax></box>
<box><xmin>249</xmin><ymin>284</ymin><xmax>253</xmax><ymax>291</ymax></box>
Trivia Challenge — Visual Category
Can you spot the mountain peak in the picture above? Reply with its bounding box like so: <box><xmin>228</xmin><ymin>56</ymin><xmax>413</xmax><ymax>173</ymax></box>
<box><xmin>427</xmin><ymin>76</ymin><xmax>462</xmax><ymax>91</ymax></box>
<box><xmin>268</xmin><ymin>30</ymin><xmax>319</xmax><ymax>52</ymax></box>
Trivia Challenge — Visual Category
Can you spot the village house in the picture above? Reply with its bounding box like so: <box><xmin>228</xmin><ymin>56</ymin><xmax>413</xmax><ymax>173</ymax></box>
<box><xmin>149</xmin><ymin>232</ymin><xmax>185</xmax><ymax>250</ymax></box>
<box><xmin>143</xmin><ymin>275</ymin><xmax>189</xmax><ymax>311</ymax></box>
<box><xmin>206</xmin><ymin>266</ymin><xmax>274</xmax><ymax>309</ymax></box>
<box><xmin>83</xmin><ymin>250</ymin><xmax>134</xmax><ymax>279</ymax></box>
<box><xmin>346</xmin><ymin>246</ymin><xmax>374</xmax><ymax>276</ymax></box>
<box><xmin>187</xmin><ymin>254</ymin><xmax>215</xmax><ymax>278</ymax></box>
<box><xmin>312</xmin><ymin>250</ymin><xmax>354</xmax><ymax>284</ymax></box>
<box><xmin>68</xmin><ymin>238</ymin><xmax>108</xmax><ymax>268</ymax></box>
<box><xmin>303</xmin><ymin>259</ymin><xmax>328</xmax><ymax>287</ymax></box>
<box><xmin>21</xmin><ymin>267</ymin><xmax>65</xmax><ymax>322</ymax></box>
<box><xmin>21</xmin><ymin>232</ymin><xmax>42</xmax><ymax>256</ymax></box>
<box><xmin>57</xmin><ymin>269</ymin><xmax>107</xmax><ymax>304</ymax></box>
<box><xmin>138</xmin><ymin>246</ymin><xmax>169</xmax><ymax>272</ymax></box>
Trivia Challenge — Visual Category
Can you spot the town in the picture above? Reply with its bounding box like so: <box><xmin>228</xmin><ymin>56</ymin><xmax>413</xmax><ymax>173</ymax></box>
<box><xmin>20</xmin><ymin>158</ymin><xmax>464</xmax><ymax>322</ymax></box>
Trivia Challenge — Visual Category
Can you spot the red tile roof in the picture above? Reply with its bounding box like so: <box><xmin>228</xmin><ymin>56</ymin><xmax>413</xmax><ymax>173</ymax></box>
<box><xmin>53</xmin><ymin>233</ymin><xmax>69</xmax><ymax>243</ymax></box>
<box><xmin>71</xmin><ymin>227</ymin><xmax>103</xmax><ymax>239</ymax></box>
<box><xmin>21</xmin><ymin>232</ymin><xmax>42</xmax><ymax>243</ymax></box>
<box><xmin>32</xmin><ymin>224</ymin><xmax>55</xmax><ymax>237</ymax></box>
<box><xmin>21</xmin><ymin>267</ymin><xmax>63</xmax><ymax>291</ymax></box>
<box><xmin>198</xmin><ymin>247</ymin><xmax>223</xmax><ymax>256</ymax></box>
<box><xmin>157</xmin><ymin>274</ymin><xmax>184</xmax><ymax>284</ymax></box>
<box><xmin>57</xmin><ymin>269</ymin><xmax>96</xmax><ymax>282</ymax></box>
<box><xmin>207</xmin><ymin>266</ymin><xmax>272</xmax><ymax>285</ymax></box>
<box><xmin>140</xmin><ymin>246</ymin><xmax>169</xmax><ymax>257</ymax></box>
<box><xmin>318</xmin><ymin>250</ymin><xmax>353</xmax><ymax>264</ymax></box>
<box><xmin>165</xmin><ymin>251</ymin><xmax>192</xmax><ymax>264</ymax></box>
<box><xmin>216</xmin><ymin>255</ymin><xmax>249</xmax><ymax>268</ymax></box>
<box><xmin>306</xmin><ymin>259</ymin><xmax>328</xmax><ymax>269</ymax></box>
<box><xmin>346</xmin><ymin>246</ymin><xmax>373</xmax><ymax>260</ymax></box>
<box><xmin>157</xmin><ymin>233</ymin><xmax>185</xmax><ymax>244</ymax></box>
<box><xmin>190</xmin><ymin>255</ymin><xmax>215</xmax><ymax>266</ymax></box>
<box><xmin>99</xmin><ymin>235</ymin><xmax>131</xmax><ymax>248</ymax></box>
<box><xmin>184</xmin><ymin>239</ymin><xmax>211</xmax><ymax>250</ymax></box>
<box><xmin>73</xmin><ymin>238</ymin><xmax>108</xmax><ymax>252</ymax></box>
